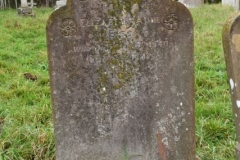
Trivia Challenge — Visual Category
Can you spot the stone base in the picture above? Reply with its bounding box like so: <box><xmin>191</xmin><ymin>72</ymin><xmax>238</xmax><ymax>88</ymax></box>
<box><xmin>18</xmin><ymin>7</ymin><xmax>34</xmax><ymax>16</ymax></box>
<box><xmin>236</xmin><ymin>143</ymin><xmax>240</xmax><ymax>160</ymax></box>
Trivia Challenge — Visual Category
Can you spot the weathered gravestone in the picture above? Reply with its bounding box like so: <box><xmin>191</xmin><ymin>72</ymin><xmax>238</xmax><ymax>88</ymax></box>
<box><xmin>178</xmin><ymin>0</ymin><xmax>203</xmax><ymax>8</ymax></box>
<box><xmin>18</xmin><ymin>0</ymin><xmax>33</xmax><ymax>16</ymax></box>
<box><xmin>47</xmin><ymin>0</ymin><xmax>195</xmax><ymax>159</ymax></box>
<box><xmin>223</xmin><ymin>12</ymin><xmax>240</xmax><ymax>159</ymax></box>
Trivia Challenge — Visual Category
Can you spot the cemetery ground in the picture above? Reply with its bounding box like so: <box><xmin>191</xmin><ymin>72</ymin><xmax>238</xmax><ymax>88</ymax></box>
<box><xmin>0</xmin><ymin>4</ymin><xmax>237</xmax><ymax>160</ymax></box>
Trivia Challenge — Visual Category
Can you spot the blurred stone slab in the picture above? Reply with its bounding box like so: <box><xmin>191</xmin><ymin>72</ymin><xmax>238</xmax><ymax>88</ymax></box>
<box><xmin>178</xmin><ymin>0</ymin><xmax>203</xmax><ymax>8</ymax></box>
<box><xmin>20</xmin><ymin>0</ymin><xmax>28</xmax><ymax>7</ymax></box>
<box><xmin>223</xmin><ymin>12</ymin><xmax>240</xmax><ymax>160</ymax></box>
<box><xmin>18</xmin><ymin>7</ymin><xmax>32</xmax><ymax>15</ymax></box>
<box><xmin>222</xmin><ymin>0</ymin><xmax>239</xmax><ymax>11</ymax></box>
<box><xmin>18</xmin><ymin>0</ymin><xmax>33</xmax><ymax>16</ymax></box>
<box><xmin>55</xmin><ymin>0</ymin><xmax>66</xmax><ymax>9</ymax></box>
<box><xmin>47</xmin><ymin>0</ymin><xmax>195</xmax><ymax>159</ymax></box>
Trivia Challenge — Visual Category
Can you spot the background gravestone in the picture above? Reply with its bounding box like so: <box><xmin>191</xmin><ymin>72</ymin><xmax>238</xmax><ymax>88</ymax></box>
<box><xmin>222</xmin><ymin>0</ymin><xmax>239</xmax><ymax>11</ymax></box>
<box><xmin>55</xmin><ymin>0</ymin><xmax>66</xmax><ymax>9</ymax></box>
<box><xmin>178</xmin><ymin>0</ymin><xmax>203</xmax><ymax>8</ymax></box>
<box><xmin>47</xmin><ymin>0</ymin><xmax>195</xmax><ymax>159</ymax></box>
<box><xmin>223</xmin><ymin>12</ymin><xmax>240</xmax><ymax>159</ymax></box>
<box><xmin>18</xmin><ymin>0</ymin><xmax>33</xmax><ymax>15</ymax></box>
<box><xmin>20</xmin><ymin>0</ymin><xmax>28</xmax><ymax>7</ymax></box>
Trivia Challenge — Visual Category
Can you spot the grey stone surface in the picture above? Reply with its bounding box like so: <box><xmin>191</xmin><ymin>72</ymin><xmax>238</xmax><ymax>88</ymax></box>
<box><xmin>178</xmin><ymin>0</ymin><xmax>203</xmax><ymax>8</ymax></box>
<box><xmin>47</xmin><ymin>0</ymin><xmax>195</xmax><ymax>159</ymax></box>
<box><xmin>223</xmin><ymin>12</ymin><xmax>240</xmax><ymax>160</ymax></box>
<box><xmin>236</xmin><ymin>143</ymin><xmax>240</xmax><ymax>160</ymax></box>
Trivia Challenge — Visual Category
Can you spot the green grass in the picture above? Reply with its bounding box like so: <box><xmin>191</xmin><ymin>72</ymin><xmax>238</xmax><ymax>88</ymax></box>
<box><xmin>0</xmin><ymin>4</ymin><xmax>237</xmax><ymax>160</ymax></box>
<box><xmin>191</xmin><ymin>4</ymin><xmax>236</xmax><ymax>160</ymax></box>
<box><xmin>0</xmin><ymin>8</ymin><xmax>55</xmax><ymax>160</ymax></box>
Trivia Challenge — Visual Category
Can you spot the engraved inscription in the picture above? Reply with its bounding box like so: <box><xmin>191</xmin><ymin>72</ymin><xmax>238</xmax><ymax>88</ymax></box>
<box><xmin>60</xmin><ymin>18</ymin><xmax>77</xmax><ymax>37</ymax></box>
<box><xmin>79</xmin><ymin>17</ymin><xmax>163</xmax><ymax>28</ymax></box>
<box><xmin>163</xmin><ymin>13</ymin><xmax>179</xmax><ymax>30</ymax></box>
